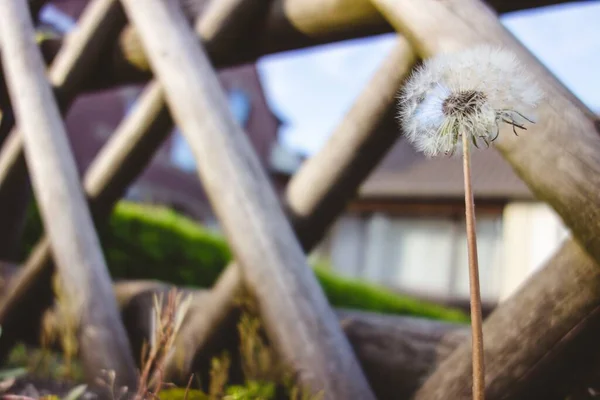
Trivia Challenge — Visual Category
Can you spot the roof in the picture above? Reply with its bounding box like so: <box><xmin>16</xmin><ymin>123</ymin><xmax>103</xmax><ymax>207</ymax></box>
<box><xmin>359</xmin><ymin>137</ymin><xmax>535</xmax><ymax>201</ymax></box>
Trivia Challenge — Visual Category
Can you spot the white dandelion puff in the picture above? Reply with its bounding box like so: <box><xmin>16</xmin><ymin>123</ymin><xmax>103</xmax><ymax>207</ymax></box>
<box><xmin>397</xmin><ymin>45</ymin><xmax>543</xmax><ymax>157</ymax></box>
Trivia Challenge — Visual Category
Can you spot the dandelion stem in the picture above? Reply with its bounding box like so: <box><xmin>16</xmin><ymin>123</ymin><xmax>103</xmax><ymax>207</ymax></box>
<box><xmin>462</xmin><ymin>131</ymin><xmax>485</xmax><ymax>400</ymax></box>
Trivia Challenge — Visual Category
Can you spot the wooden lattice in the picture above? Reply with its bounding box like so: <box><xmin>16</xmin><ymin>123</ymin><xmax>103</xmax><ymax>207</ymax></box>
<box><xmin>0</xmin><ymin>0</ymin><xmax>599</xmax><ymax>399</ymax></box>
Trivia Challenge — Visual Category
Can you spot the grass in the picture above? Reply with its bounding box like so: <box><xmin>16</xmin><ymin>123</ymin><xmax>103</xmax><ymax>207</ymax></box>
<box><xmin>3</xmin><ymin>288</ymin><xmax>325</xmax><ymax>400</ymax></box>
<box><xmin>313</xmin><ymin>262</ymin><xmax>468</xmax><ymax>322</ymax></box>
<box><xmin>20</xmin><ymin>201</ymin><xmax>468</xmax><ymax>323</ymax></box>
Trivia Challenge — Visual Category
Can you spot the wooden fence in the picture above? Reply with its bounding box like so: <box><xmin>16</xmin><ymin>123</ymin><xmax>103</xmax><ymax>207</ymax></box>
<box><xmin>0</xmin><ymin>0</ymin><xmax>599</xmax><ymax>399</ymax></box>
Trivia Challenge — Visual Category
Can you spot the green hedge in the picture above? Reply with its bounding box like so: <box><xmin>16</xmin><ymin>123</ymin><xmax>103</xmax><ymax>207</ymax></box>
<box><xmin>313</xmin><ymin>265</ymin><xmax>467</xmax><ymax>322</ymax></box>
<box><xmin>21</xmin><ymin>201</ymin><xmax>468</xmax><ymax>323</ymax></box>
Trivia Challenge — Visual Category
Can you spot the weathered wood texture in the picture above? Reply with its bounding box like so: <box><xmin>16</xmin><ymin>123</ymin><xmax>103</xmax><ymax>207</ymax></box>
<box><xmin>336</xmin><ymin>309</ymin><xmax>468</xmax><ymax>400</ymax></box>
<box><xmin>163</xmin><ymin>38</ymin><xmax>417</xmax><ymax>381</ymax></box>
<box><xmin>18</xmin><ymin>0</ymin><xmax>585</xmax><ymax>92</ymax></box>
<box><xmin>0</xmin><ymin>0</ymin><xmax>126</xmax><ymax>263</ymax></box>
<box><xmin>0</xmin><ymin>0</ymin><xmax>128</xmax><ymax>364</ymax></box>
<box><xmin>119</xmin><ymin>1</ymin><xmax>376</xmax><ymax>398</ymax></box>
<box><xmin>0</xmin><ymin>0</ymin><xmax>269</xmax><ymax>368</ymax></box>
<box><xmin>419</xmin><ymin>239</ymin><xmax>600</xmax><ymax>400</ymax></box>
<box><xmin>0</xmin><ymin>0</ymin><xmax>137</xmax><ymax>389</ymax></box>
<box><xmin>370</xmin><ymin>0</ymin><xmax>600</xmax><ymax>398</ymax></box>
<box><xmin>0</xmin><ymin>0</ymin><xmax>49</xmax><ymax>136</ymax></box>
<box><xmin>0</xmin><ymin>84</ymin><xmax>171</xmax><ymax>364</ymax></box>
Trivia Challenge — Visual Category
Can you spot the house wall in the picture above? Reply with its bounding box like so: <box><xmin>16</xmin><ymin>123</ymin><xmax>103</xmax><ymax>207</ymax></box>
<box><xmin>313</xmin><ymin>201</ymin><xmax>568</xmax><ymax>303</ymax></box>
<box><xmin>499</xmin><ymin>201</ymin><xmax>570</xmax><ymax>300</ymax></box>
<box><xmin>313</xmin><ymin>209</ymin><xmax>504</xmax><ymax>301</ymax></box>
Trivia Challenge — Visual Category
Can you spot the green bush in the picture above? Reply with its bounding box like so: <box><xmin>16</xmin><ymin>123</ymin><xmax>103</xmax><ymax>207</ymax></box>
<box><xmin>21</xmin><ymin>202</ymin><xmax>232</xmax><ymax>288</ymax></box>
<box><xmin>101</xmin><ymin>202</ymin><xmax>232</xmax><ymax>287</ymax></box>
<box><xmin>21</xmin><ymin>201</ymin><xmax>468</xmax><ymax>323</ymax></box>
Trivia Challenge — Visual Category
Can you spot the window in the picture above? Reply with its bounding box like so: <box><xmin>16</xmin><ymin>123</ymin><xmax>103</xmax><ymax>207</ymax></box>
<box><xmin>324</xmin><ymin>214</ymin><xmax>367</xmax><ymax>277</ymax></box>
<box><xmin>170</xmin><ymin>89</ymin><xmax>252</xmax><ymax>172</ymax></box>
<box><xmin>385</xmin><ymin>217</ymin><xmax>458</xmax><ymax>295</ymax></box>
<box><xmin>450</xmin><ymin>217</ymin><xmax>503</xmax><ymax>300</ymax></box>
<box><xmin>228</xmin><ymin>88</ymin><xmax>251</xmax><ymax>126</ymax></box>
<box><xmin>322</xmin><ymin>212</ymin><xmax>504</xmax><ymax>301</ymax></box>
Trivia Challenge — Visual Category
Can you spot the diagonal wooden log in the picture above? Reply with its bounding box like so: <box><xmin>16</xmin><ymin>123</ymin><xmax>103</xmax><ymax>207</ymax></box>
<box><xmin>0</xmin><ymin>0</ymin><xmax>137</xmax><ymax>390</ymax></box>
<box><xmin>0</xmin><ymin>0</ymin><xmax>128</xmax><ymax>363</ymax></box>
<box><xmin>0</xmin><ymin>0</ymin><xmax>273</xmax><ymax>367</ymax></box>
<box><xmin>0</xmin><ymin>84</ymin><xmax>173</xmax><ymax>365</ymax></box>
<box><xmin>0</xmin><ymin>0</ymin><xmax>127</xmax><ymax>263</ymax></box>
<box><xmin>369</xmin><ymin>0</ymin><xmax>600</xmax><ymax>398</ymax></box>
<box><xmin>17</xmin><ymin>0</ymin><xmax>589</xmax><ymax>92</ymax></box>
<box><xmin>161</xmin><ymin>37</ymin><xmax>417</xmax><ymax>382</ymax></box>
<box><xmin>119</xmin><ymin>1</ymin><xmax>376</xmax><ymax>398</ymax></box>
<box><xmin>0</xmin><ymin>0</ymin><xmax>49</xmax><ymax>139</ymax></box>
<box><xmin>0</xmin><ymin>0</ymin><xmax>54</xmax><ymax>262</ymax></box>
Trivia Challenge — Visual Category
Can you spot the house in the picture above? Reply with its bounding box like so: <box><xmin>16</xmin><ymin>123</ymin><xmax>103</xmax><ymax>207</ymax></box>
<box><xmin>312</xmin><ymin>135</ymin><xmax>570</xmax><ymax>304</ymax></box>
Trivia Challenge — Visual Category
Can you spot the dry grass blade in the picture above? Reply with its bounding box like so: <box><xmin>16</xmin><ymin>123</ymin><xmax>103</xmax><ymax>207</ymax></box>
<box><xmin>136</xmin><ymin>288</ymin><xmax>192</xmax><ymax>399</ymax></box>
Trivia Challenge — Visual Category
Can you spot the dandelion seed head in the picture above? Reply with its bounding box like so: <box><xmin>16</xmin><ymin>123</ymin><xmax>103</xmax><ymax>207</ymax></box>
<box><xmin>398</xmin><ymin>45</ymin><xmax>543</xmax><ymax>157</ymax></box>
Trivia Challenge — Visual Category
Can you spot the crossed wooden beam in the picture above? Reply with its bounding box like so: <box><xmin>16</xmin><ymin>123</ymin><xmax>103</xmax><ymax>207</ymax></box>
<box><xmin>0</xmin><ymin>0</ymin><xmax>599</xmax><ymax>399</ymax></box>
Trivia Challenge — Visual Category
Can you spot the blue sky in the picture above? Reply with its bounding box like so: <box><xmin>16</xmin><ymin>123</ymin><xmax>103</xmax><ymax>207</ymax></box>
<box><xmin>256</xmin><ymin>1</ymin><xmax>600</xmax><ymax>156</ymax></box>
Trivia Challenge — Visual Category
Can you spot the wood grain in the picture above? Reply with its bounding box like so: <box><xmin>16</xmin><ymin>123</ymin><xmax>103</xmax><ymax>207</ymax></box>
<box><xmin>0</xmin><ymin>0</ymin><xmax>126</xmax><ymax>261</ymax></box>
<box><xmin>0</xmin><ymin>0</ymin><xmax>126</xmax><ymax>266</ymax></box>
<box><xmin>0</xmin><ymin>0</ymin><xmax>137</xmax><ymax>389</ymax></box>
<box><xmin>0</xmin><ymin>0</ymin><xmax>129</xmax><ymax>363</ymax></box>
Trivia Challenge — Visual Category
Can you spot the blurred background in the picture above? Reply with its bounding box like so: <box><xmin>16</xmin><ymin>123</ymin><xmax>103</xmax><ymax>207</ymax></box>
<box><xmin>39</xmin><ymin>0</ymin><xmax>599</xmax><ymax>310</ymax></box>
